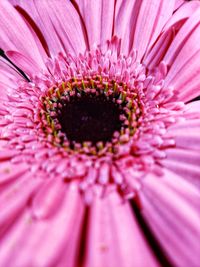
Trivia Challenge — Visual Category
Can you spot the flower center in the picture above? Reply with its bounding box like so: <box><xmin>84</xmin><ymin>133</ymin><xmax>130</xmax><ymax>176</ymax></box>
<box><xmin>57</xmin><ymin>93</ymin><xmax>122</xmax><ymax>144</ymax></box>
<box><xmin>39</xmin><ymin>76</ymin><xmax>142</xmax><ymax>156</ymax></box>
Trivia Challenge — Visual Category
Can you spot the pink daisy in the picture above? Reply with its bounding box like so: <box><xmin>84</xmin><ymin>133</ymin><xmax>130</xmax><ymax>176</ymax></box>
<box><xmin>0</xmin><ymin>0</ymin><xmax>200</xmax><ymax>266</ymax></box>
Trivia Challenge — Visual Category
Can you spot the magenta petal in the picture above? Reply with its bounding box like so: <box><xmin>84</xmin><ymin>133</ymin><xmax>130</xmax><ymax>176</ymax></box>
<box><xmin>163</xmin><ymin>0</ymin><xmax>200</xmax><ymax>32</ymax></box>
<box><xmin>0</xmin><ymin>182</ymin><xmax>84</xmax><ymax>267</ymax></box>
<box><xmin>160</xmin><ymin>112</ymin><xmax>200</xmax><ymax>186</ymax></box>
<box><xmin>10</xmin><ymin>0</ymin><xmax>87</xmax><ymax>56</ymax></box>
<box><xmin>0</xmin><ymin>161</ymin><xmax>28</xmax><ymax>184</ymax></box>
<box><xmin>140</xmin><ymin>174</ymin><xmax>200</xmax><ymax>267</ymax></box>
<box><xmin>0</xmin><ymin>2</ymin><xmax>200</xmax><ymax>267</ymax></box>
<box><xmin>163</xmin><ymin>5</ymin><xmax>200</xmax><ymax>67</ymax></box>
<box><xmin>6</xmin><ymin>51</ymin><xmax>41</xmax><ymax>76</ymax></box>
<box><xmin>161</xmin><ymin>155</ymin><xmax>200</xmax><ymax>188</ymax></box>
<box><xmin>166</xmin><ymin>49</ymin><xmax>200</xmax><ymax>101</ymax></box>
<box><xmin>143</xmin><ymin>27</ymin><xmax>176</xmax><ymax>70</ymax></box>
<box><xmin>165</xmin><ymin>147</ymin><xmax>200</xmax><ymax>169</ymax></box>
<box><xmin>174</xmin><ymin>0</ymin><xmax>184</xmax><ymax>10</ymax></box>
<box><xmin>0</xmin><ymin>1</ymin><xmax>46</xmax><ymax>70</ymax></box>
<box><xmin>115</xmin><ymin>0</ymin><xmax>175</xmax><ymax>58</ymax></box>
<box><xmin>74</xmin><ymin>0</ymin><xmax>115</xmax><ymax>48</ymax></box>
<box><xmin>164</xmin><ymin>10</ymin><xmax>200</xmax><ymax>101</ymax></box>
<box><xmin>167</xmin><ymin>118</ymin><xmax>200</xmax><ymax>151</ymax></box>
<box><xmin>31</xmin><ymin>177</ymin><xmax>66</xmax><ymax>219</ymax></box>
<box><xmin>144</xmin><ymin>0</ymin><xmax>200</xmax><ymax>69</ymax></box>
<box><xmin>113</xmin><ymin>0</ymin><xmax>137</xmax><ymax>55</ymax></box>
<box><xmin>0</xmin><ymin>67</ymin><xmax>18</xmax><ymax>99</ymax></box>
<box><xmin>157</xmin><ymin>167</ymin><xmax>200</xmax><ymax>207</ymax></box>
<box><xmin>132</xmin><ymin>0</ymin><xmax>175</xmax><ymax>61</ymax></box>
<box><xmin>0</xmin><ymin>174</ymin><xmax>41</xmax><ymax>236</ymax></box>
<box><xmin>84</xmin><ymin>190</ymin><xmax>158</xmax><ymax>267</ymax></box>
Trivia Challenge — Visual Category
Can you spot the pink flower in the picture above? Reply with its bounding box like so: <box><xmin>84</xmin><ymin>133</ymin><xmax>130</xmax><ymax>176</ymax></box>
<box><xmin>0</xmin><ymin>0</ymin><xmax>200</xmax><ymax>267</ymax></box>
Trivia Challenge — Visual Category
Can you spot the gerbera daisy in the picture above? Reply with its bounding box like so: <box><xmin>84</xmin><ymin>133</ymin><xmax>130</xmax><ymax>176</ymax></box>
<box><xmin>0</xmin><ymin>0</ymin><xmax>200</xmax><ymax>266</ymax></box>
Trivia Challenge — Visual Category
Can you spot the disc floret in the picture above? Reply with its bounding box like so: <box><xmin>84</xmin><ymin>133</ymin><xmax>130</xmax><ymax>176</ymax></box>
<box><xmin>39</xmin><ymin>75</ymin><xmax>142</xmax><ymax>157</ymax></box>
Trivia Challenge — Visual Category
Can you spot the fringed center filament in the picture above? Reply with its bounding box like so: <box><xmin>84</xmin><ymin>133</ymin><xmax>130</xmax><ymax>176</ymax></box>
<box><xmin>39</xmin><ymin>76</ymin><xmax>142</xmax><ymax>156</ymax></box>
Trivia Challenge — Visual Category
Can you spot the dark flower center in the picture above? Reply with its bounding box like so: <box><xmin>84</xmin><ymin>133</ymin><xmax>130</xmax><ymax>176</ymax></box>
<box><xmin>40</xmin><ymin>76</ymin><xmax>141</xmax><ymax>156</ymax></box>
<box><xmin>57</xmin><ymin>93</ymin><xmax>123</xmax><ymax>144</ymax></box>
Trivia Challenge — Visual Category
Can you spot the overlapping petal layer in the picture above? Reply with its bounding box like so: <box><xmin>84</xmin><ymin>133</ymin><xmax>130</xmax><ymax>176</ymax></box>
<box><xmin>0</xmin><ymin>1</ymin><xmax>200</xmax><ymax>267</ymax></box>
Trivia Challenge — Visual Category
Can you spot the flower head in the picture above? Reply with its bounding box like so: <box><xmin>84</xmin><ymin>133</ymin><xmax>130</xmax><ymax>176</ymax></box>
<box><xmin>0</xmin><ymin>1</ymin><xmax>200</xmax><ymax>267</ymax></box>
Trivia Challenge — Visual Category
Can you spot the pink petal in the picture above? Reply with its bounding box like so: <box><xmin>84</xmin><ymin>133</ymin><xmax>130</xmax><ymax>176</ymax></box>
<box><xmin>0</xmin><ymin>212</ymin><xmax>30</xmax><ymax>266</ymax></box>
<box><xmin>74</xmin><ymin>0</ymin><xmax>115</xmax><ymax>48</ymax></box>
<box><xmin>186</xmin><ymin>100</ymin><xmax>200</xmax><ymax>113</ymax></box>
<box><xmin>0</xmin><ymin>182</ymin><xmax>84</xmax><ymax>267</ymax></box>
<box><xmin>0</xmin><ymin>174</ymin><xmax>41</xmax><ymax>236</ymax></box>
<box><xmin>31</xmin><ymin>177</ymin><xmax>66</xmax><ymax>219</ymax></box>
<box><xmin>144</xmin><ymin>1</ymin><xmax>200</xmax><ymax>69</ymax></box>
<box><xmin>163</xmin><ymin>0</ymin><xmax>200</xmax><ymax>32</ymax></box>
<box><xmin>140</xmin><ymin>173</ymin><xmax>200</xmax><ymax>267</ymax></box>
<box><xmin>0</xmin><ymin>150</ymin><xmax>18</xmax><ymax>161</ymax></box>
<box><xmin>6</xmin><ymin>50</ymin><xmax>41</xmax><ymax>76</ymax></box>
<box><xmin>163</xmin><ymin>6</ymin><xmax>200</xmax><ymax>65</ymax></box>
<box><xmin>84</xmin><ymin>189</ymin><xmax>158</xmax><ymax>267</ymax></box>
<box><xmin>0</xmin><ymin>66</ymin><xmax>18</xmax><ymax>99</ymax></box>
<box><xmin>143</xmin><ymin>26</ymin><xmax>176</xmax><ymax>69</ymax></box>
<box><xmin>166</xmin><ymin>49</ymin><xmax>200</xmax><ymax>102</ymax></box>
<box><xmin>157</xmin><ymin>167</ymin><xmax>200</xmax><ymax>207</ymax></box>
<box><xmin>0</xmin><ymin>161</ymin><xmax>28</xmax><ymax>184</ymax></box>
<box><xmin>0</xmin><ymin>53</ymin><xmax>35</xmax><ymax>105</ymax></box>
<box><xmin>174</xmin><ymin>0</ymin><xmax>184</xmax><ymax>10</ymax></box>
<box><xmin>132</xmin><ymin>0</ymin><xmax>175</xmax><ymax>61</ymax></box>
<box><xmin>115</xmin><ymin>0</ymin><xmax>175</xmax><ymax>58</ymax></box>
<box><xmin>164</xmin><ymin>9</ymin><xmax>200</xmax><ymax>101</ymax></box>
<box><xmin>167</xmin><ymin>118</ymin><xmax>200</xmax><ymax>151</ymax></box>
<box><xmin>159</xmin><ymin>113</ymin><xmax>200</xmax><ymax>188</ymax></box>
<box><xmin>0</xmin><ymin>58</ymin><xmax>20</xmax><ymax>80</ymax></box>
<box><xmin>165</xmin><ymin>147</ymin><xmax>200</xmax><ymax>168</ymax></box>
<box><xmin>162</xmin><ymin>159</ymin><xmax>200</xmax><ymax>187</ymax></box>
<box><xmin>160</xmin><ymin>156</ymin><xmax>200</xmax><ymax>188</ymax></box>
<box><xmin>112</xmin><ymin>0</ymin><xmax>137</xmax><ymax>55</ymax></box>
<box><xmin>0</xmin><ymin>1</ymin><xmax>46</xmax><ymax>70</ymax></box>
<box><xmin>11</xmin><ymin>0</ymin><xmax>87</xmax><ymax>56</ymax></box>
